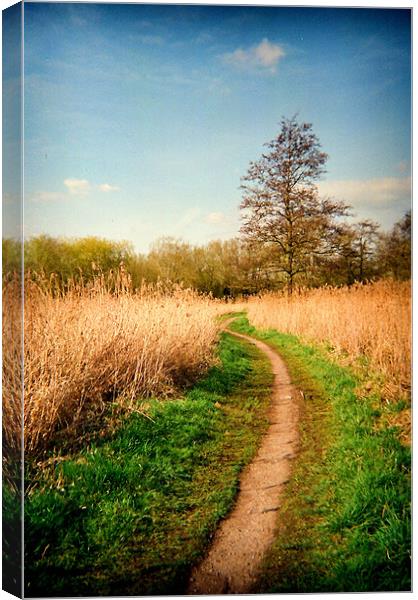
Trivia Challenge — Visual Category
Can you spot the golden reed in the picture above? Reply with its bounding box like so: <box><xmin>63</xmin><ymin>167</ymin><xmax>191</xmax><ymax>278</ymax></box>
<box><xmin>3</xmin><ymin>271</ymin><xmax>222</xmax><ymax>454</ymax></box>
<box><xmin>247</xmin><ymin>280</ymin><xmax>411</xmax><ymax>398</ymax></box>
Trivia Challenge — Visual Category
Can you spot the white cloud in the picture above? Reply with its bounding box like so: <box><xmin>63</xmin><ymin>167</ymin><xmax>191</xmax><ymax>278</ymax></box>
<box><xmin>223</xmin><ymin>38</ymin><xmax>285</xmax><ymax>73</ymax></box>
<box><xmin>98</xmin><ymin>183</ymin><xmax>120</xmax><ymax>193</ymax></box>
<box><xmin>318</xmin><ymin>176</ymin><xmax>411</xmax><ymax>207</ymax></box>
<box><xmin>64</xmin><ymin>178</ymin><xmax>91</xmax><ymax>196</ymax></box>
<box><xmin>30</xmin><ymin>179</ymin><xmax>120</xmax><ymax>203</ymax></box>
<box><xmin>205</xmin><ymin>211</ymin><xmax>226</xmax><ymax>224</ymax></box>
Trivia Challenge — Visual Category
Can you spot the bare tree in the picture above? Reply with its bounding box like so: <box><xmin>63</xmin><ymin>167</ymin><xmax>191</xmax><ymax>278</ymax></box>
<box><xmin>321</xmin><ymin>220</ymin><xmax>380</xmax><ymax>285</ymax></box>
<box><xmin>377</xmin><ymin>211</ymin><xmax>411</xmax><ymax>280</ymax></box>
<box><xmin>352</xmin><ymin>220</ymin><xmax>380</xmax><ymax>282</ymax></box>
<box><xmin>239</xmin><ymin>116</ymin><xmax>349</xmax><ymax>294</ymax></box>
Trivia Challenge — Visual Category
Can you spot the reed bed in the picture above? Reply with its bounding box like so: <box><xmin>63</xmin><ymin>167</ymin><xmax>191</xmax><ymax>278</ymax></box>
<box><xmin>3</xmin><ymin>272</ymin><xmax>223</xmax><ymax>454</ymax></box>
<box><xmin>247</xmin><ymin>280</ymin><xmax>411</xmax><ymax>397</ymax></box>
<box><xmin>2</xmin><ymin>275</ymin><xmax>22</xmax><ymax>457</ymax></box>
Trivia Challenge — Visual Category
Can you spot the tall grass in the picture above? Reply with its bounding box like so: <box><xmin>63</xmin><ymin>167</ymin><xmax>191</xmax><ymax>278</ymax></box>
<box><xmin>3</xmin><ymin>272</ymin><xmax>222</xmax><ymax>454</ymax></box>
<box><xmin>2</xmin><ymin>275</ymin><xmax>22</xmax><ymax>457</ymax></box>
<box><xmin>247</xmin><ymin>280</ymin><xmax>411</xmax><ymax>397</ymax></box>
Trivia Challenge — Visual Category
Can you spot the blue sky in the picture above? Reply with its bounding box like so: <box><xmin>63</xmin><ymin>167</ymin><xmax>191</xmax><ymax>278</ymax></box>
<box><xmin>18</xmin><ymin>3</ymin><xmax>411</xmax><ymax>252</ymax></box>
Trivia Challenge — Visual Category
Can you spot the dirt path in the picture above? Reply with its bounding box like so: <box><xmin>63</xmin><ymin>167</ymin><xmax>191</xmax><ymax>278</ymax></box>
<box><xmin>187</xmin><ymin>329</ymin><xmax>301</xmax><ymax>595</ymax></box>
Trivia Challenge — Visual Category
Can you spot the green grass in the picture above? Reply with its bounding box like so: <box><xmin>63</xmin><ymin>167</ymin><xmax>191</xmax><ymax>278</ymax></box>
<box><xmin>24</xmin><ymin>332</ymin><xmax>273</xmax><ymax>597</ymax></box>
<box><xmin>3</xmin><ymin>467</ymin><xmax>22</xmax><ymax>597</ymax></box>
<box><xmin>230</xmin><ymin>315</ymin><xmax>411</xmax><ymax>593</ymax></box>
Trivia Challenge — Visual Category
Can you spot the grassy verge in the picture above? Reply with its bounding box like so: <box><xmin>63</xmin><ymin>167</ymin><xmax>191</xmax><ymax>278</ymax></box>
<box><xmin>24</xmin><ymin>332</ymin><xmax>273</xmax><ymax>597</ymax></box>
<box><xmin>3</xmin><ymin>467</ymin><xmax>22</xmax><ymax>597</ymax></box>
<box><xmin>230</xmin><ymin>315</ymin><xmax>411</xmax><ymax>593</ymax></box>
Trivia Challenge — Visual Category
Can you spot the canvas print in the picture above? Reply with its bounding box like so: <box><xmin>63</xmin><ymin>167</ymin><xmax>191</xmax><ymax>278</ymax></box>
<box><xmin>2</xmin><ymin>1</ymin><xmax>411</xmax><ymax>597</ymax></box>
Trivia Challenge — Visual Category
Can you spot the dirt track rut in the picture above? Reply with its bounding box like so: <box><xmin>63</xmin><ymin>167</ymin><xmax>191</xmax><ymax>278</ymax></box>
<box><xmin>187</xmin><ymin>330</ymin><xmax>301</xmax><ymax>594</ymax></box>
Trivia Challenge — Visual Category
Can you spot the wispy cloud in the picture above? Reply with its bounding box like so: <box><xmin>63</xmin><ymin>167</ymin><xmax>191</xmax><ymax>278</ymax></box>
<box><xmin>205</xmin><ymin>211</ymin><xmax>226</xmax><ymax>224</ymax></box>
<box><xmin>318</xmin><ymin>176</ymin><xmax>411</xmax><ymax>208</ymax></box>
<box><xmin>194</xmin><ymin>31</ymin><xmax>214</xmax><ymax>45</ymax></box>
<box><xmin>98</xmin><ymin>183</ymin><xmax>120</xmax><ymax>193</ymax></box>
<box><xmin>135</xmin><ymin>19</ymin><xmax>153</xmax><ymax>29</ymax></box>
<box><xmin>223</xmin><ymin>38</ymin><xmax>285</xmax><ymax>74</ymax></box>
<box><xmin>31</xmin><ymin>178</ymin><xmax>120</xmax><ymax>202</ymax></box>
<box><xmin>136</xmin><ymin>34</ymin><xmax>165</xmax><ymax>46</ymax></box>
<box><xmin>175</xmin><ymin>207</ymin><xmax>201</xmax><ymax>230</ymax></box>
<box><xmin>64</xmin><ymin>178</ymin><xmax>91</xmax><ymax>196</ymax></box>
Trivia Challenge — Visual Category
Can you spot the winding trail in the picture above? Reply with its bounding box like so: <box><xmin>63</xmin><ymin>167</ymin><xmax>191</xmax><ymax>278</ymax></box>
<box><xmin>187</xmin><ymin>329</ymin><xmax>301</xmax><ymax>595</ymax></box>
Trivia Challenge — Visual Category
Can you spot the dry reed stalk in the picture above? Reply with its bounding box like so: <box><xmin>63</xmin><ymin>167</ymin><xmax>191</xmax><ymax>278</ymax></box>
<box><xmin>247</xmin><ymin>280</ymin><xmax>411</xmax><ymax>397</ymax></box>
<box><xmin>2</xmin><ymin>275</ymin><xmax>22</xmax><ymax>456</ymax></box>
<box><xmin>3</xmin><ymin>274</ymin><xmax>223</xmax><ymax>454</ymax></box>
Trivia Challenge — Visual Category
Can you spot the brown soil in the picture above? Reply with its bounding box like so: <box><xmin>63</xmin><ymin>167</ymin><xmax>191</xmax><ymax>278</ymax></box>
<box><xmin>187</xmin><ymin>330</ymin><xmax>301</xmax><ymax>594</ymax></box>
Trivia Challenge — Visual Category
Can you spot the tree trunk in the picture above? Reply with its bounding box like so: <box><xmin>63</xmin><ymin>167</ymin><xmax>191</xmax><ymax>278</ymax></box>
<box><xmin>288</xmin><ymin>272</ymin><xmax>294</xmax><ymax>296</ymax></box>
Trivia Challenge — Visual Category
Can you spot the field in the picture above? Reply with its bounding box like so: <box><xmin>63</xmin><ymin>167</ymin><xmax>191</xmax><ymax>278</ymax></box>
<box><xmin>247</xmin><ymin>280</ymin><xmax>411</xmax><ymax>401</ymax></box>
<box><xmin>3</xmin><ymin>273</ymin><xmax>224</xmax><ymax>454</ymax></box>
<box><xmin>2</xmin><ymin>274</ymin><xmax>411</xmax><ymax>594</ymax></box>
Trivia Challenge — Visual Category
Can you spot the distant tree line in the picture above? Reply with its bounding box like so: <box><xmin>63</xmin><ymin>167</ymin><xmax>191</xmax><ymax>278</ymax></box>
<box><xmin>2</xmin><ymin>118</ymin><xmax>410</xmax><ymax>296</ymax></box>
<box><xmin>2</xmin><ymin>210</ymin><xmax>411</xmax><ymax>297</ymax></box>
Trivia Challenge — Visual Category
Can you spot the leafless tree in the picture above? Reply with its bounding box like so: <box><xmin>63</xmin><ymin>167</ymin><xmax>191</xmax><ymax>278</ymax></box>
<box><xmin>377</xmin><ymin>211</ymin><xmax>411</xmax><ymax>280</ymax></box>
<box><xmin>240</xmin><ymin>116</ymin><xmax>349</xmax><ymax>294</ymax></box>
<box><xmin>351</xmin><ymin>220</ymin><xmax>380</xmax><ymax>282</ymax></box>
